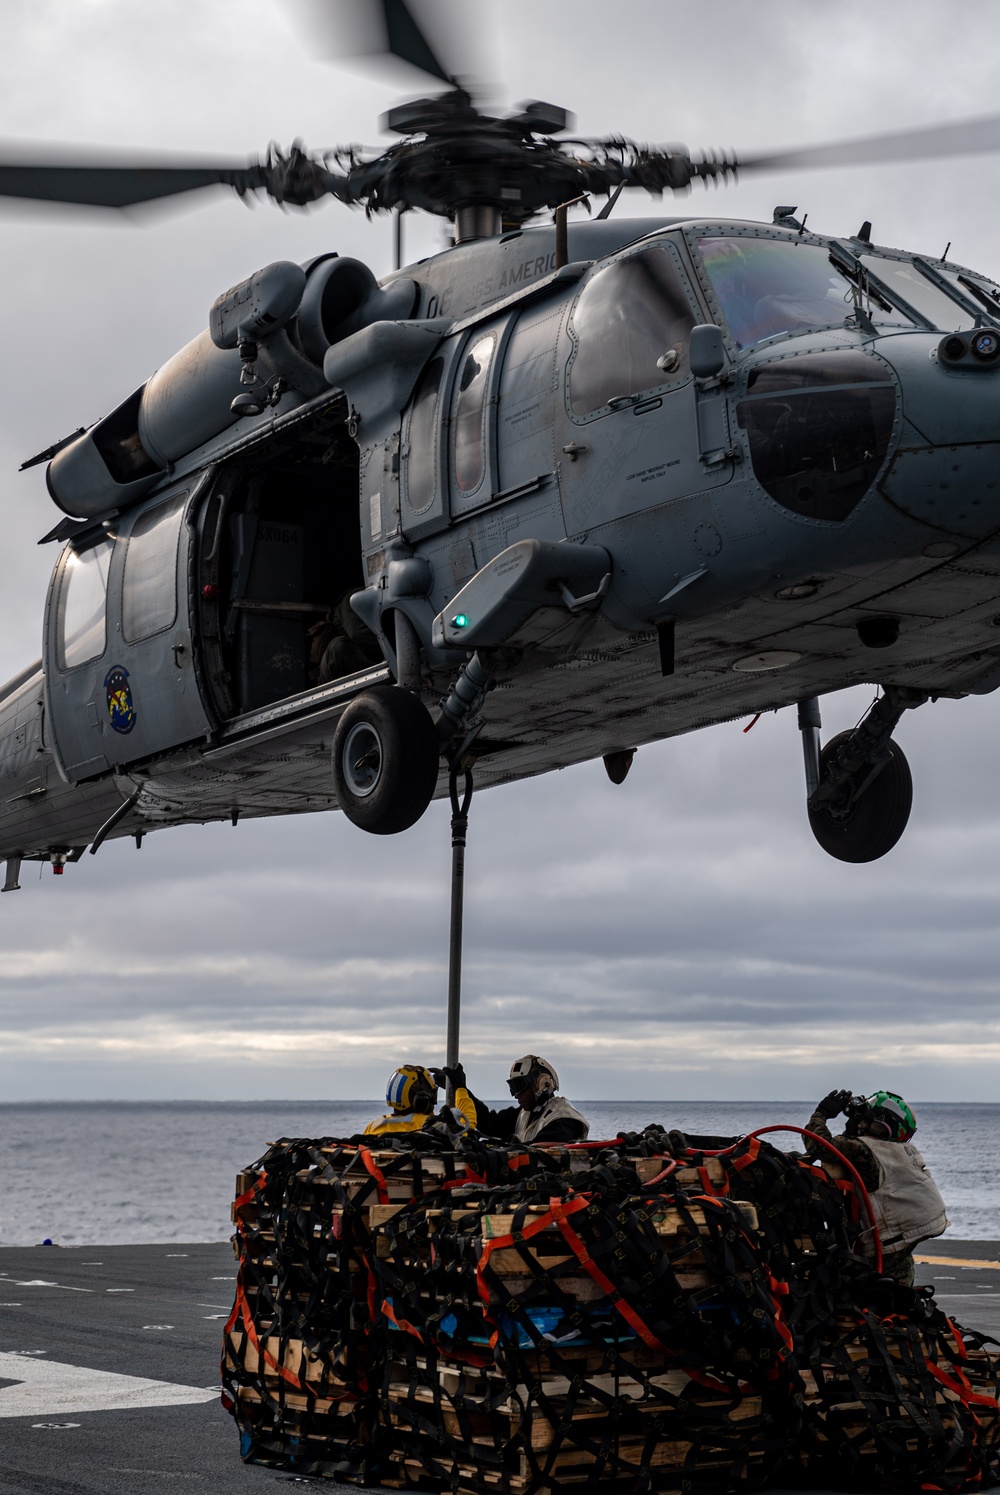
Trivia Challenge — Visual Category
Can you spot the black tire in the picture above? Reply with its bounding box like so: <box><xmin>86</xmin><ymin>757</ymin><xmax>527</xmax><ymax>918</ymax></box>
<box><xmin>808</xmin><ymin>730</ymin><xmax>913</xmax><ymax>863</ymax></box>
<box><xmin>332</xmin><ymin>686</ymin><xmax>441</xmax><ymax>835</ymax></box>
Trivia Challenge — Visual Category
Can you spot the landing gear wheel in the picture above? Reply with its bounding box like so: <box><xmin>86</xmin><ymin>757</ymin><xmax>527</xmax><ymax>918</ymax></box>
<box><xmin>807</xmin><ymin>730</ymin><xmax>913</xmax><ymax>863</ymax></box>
<box><xmin>332</xmin><ymin>686</ymin><xmax>441</xmax><ymax>835</ymax></box>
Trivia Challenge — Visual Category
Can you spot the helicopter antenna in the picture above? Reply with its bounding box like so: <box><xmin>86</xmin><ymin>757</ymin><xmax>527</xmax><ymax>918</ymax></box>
<box><xmin>595</xmin><ymin>182</ymin><xmax>625</xmax><ymax>220</ymax></box>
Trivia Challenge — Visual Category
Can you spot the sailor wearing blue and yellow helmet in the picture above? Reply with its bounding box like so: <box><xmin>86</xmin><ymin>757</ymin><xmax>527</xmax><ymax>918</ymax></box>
<box><xmin>364</xmin><ymin>1064</ymin><xmax>477</xmax><ymax>1136</ymax></box>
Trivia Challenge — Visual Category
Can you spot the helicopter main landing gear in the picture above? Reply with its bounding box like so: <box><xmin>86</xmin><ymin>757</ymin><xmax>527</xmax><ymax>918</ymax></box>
<box><xmin>801</xmin><ymin>687</ymin><xmax>925</xmax><ymax>863</ymax></box>
<box><xmin>332</xmin><ymin>685</ymin><xmax>440</xmax><ymax>835</ymax></box>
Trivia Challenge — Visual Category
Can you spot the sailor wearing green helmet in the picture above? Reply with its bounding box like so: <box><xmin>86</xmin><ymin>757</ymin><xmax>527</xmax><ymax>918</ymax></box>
<box><xmin>804</xmin><ymin>1088</ymin><xmax>949</xmax><ymax>1286</ymax></box>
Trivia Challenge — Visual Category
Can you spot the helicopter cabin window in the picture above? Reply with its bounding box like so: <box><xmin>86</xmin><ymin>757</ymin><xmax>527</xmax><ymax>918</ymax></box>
<box><xmin>57</xmin><ymin>538</ymin><xmax>114</xmax><ymax>670</ymax></box>
<box><xmin>697</xmin><ymin>237</ymin><xmax>914</xmax><ymax>350</ymax></box>
<box><xmin>122</xmin><ymin>492</ymin><xmax>186</xmax><ymax>642</ymax></box>
<box><xmin>453</xmin><ymin>334</ymin><xmax>496</xmax><ymax>494</ymax></box>
<box><xmin>569</xmin><ymin>248</ymin><xmax>695</xmax><ymax>416</ymax></box>
<box><xmin>859</xmin><ymin>257</ymin><xmax>978</xmax><ymax>332</ymax></box>
<box><xmin>405</xmin><ymin>356</ymin><xmax>443</xmax><ymax>514</ymax></box>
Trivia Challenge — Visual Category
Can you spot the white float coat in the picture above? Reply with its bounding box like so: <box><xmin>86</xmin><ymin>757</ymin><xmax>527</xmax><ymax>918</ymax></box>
<box><xmin>515</xmin><ymin>1095</ymin><xmax>590</xmax><ymax>1144</ymax></box>
<box><xmin>862</xmin><ymin>1135</ymin><xmax>950</xmax><ymax>1254</ymax></box>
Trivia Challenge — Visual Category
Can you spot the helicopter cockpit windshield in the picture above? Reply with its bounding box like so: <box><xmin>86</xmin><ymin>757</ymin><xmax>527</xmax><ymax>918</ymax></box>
<box><xmin>857</xmin><ymin>255</ymin><xmax>980</xmax><ymax>332</ymax></box>
<box><xmin>697</xmin><ymin>236</ymin><xmax>914</xmax><ymax>349</ymax></box>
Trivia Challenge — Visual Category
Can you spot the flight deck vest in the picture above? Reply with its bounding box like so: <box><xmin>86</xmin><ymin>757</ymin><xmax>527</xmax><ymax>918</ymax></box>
<box><xmin>364</xmin><ymin>1088</ymin><xmax>477</xmax><ymax>1136</ymax></box>
<box><xmin>515</xmin><ymin>1094</ymin><xmax>590</xmax><ymax>1144</ymax></box>
<box><xmin>862</xmin><ymin>1136</ymin><xmax>950</xmax><ymax>1255</ymax></box>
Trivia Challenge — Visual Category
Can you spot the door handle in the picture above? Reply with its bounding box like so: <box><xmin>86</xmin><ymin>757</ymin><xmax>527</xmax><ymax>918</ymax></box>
<box><xmin>173</xmin><ymin>643</ymin><xmax>187</xmax><ymax>669</ymax></box>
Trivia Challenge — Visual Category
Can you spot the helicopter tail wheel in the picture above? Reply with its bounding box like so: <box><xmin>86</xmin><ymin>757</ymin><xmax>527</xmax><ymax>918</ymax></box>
<box><xmin>332</xmin><ymin>686</ymin><xmax>441</xmax><ymax>835</ymax></box>
<box><xmin>807</xmin><ymin>730</ymin><xmax>913</xmax><ymax>863</ymax></box>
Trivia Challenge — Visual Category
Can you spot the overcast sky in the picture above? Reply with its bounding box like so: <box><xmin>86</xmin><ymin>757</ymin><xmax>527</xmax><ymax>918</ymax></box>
<box><xmin>2</xmin><ymin>0</ymin><xmax>1000</xmax><ymax>1106</ymax></box>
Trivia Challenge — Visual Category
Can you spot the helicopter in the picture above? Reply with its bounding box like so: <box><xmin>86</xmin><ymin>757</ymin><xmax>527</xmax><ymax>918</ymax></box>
<box><xmin>3</xmin><ymin>1</ymin><xmax>1000</xmax><ymax>893</ymax></box>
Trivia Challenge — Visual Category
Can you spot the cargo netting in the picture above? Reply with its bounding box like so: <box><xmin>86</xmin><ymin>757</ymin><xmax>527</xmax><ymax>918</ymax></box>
<box><xmin>222</xmin><ymin>1130</ymin><xmax>1000</xmax><ymax>1493</ymax></box>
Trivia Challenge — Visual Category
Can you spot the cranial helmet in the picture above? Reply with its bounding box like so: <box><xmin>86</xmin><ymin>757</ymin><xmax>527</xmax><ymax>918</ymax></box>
<box><xmin>508</xmin><ymin>1055</ymin><xmax>559</xmax><ymax>1102</ymax></box>
<box><xmin>866</xmin><ymin>1090</ymin><xmax>916</xmax><ymax>1143</ymax></box>
<box><xmin>386</xmin><ymin>1065</ymin><xmax>438</xmax><ymax>1115</ymax></box>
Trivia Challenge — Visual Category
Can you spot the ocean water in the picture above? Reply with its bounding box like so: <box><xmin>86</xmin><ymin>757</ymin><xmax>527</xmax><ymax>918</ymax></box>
<box><xmin>0</xmin><ymin>1100</ymin><xmax>995</xmax><ymax>1248</ymax></box>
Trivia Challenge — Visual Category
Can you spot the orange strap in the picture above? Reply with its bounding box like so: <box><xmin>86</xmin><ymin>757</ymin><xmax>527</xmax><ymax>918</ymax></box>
<box><xmin>925</xmin><ymin>1357</ymin><xmax>998</xmax><ymax>1409</ymax></box>
<box><xmin>225</xmin><ymin>1279</ymin><xmax>346</xmax><ymax>1398</ymax></box>
<box><xmin>359</xmin><ymin>1147</ymin><xmax>389</xmax><ymax>1205</ymax></box>
<box><xmin>233</xmin><ymin>1170</ymin><xmax>267</xmax><ymax>1211</ymax></box>
<box><xmin>697</xmin><ymin>1164</ymin><xmax>727</xmax><ymax>1196</ymax></box>
<box><xmin>727</xmin><ymin>1135</ymin><xmax>762</xmax><ymax>1171</ymax></box>
<box><xmin>381</xmin><ymin>1297</ymin><xmax>425</xmax><ymax>1342</ymax></box>
<box><xmin>476</xmin><ymin>1200</ymin><xmax>574</xmax><ymax>1309</ymax></box>
<box><xmin>549</xmin><ymin>1195</ymin><xmax>668</xmax><ymax>1352</ymax></box>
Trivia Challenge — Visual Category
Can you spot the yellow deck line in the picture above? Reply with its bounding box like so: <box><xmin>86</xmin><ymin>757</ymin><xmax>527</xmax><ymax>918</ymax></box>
<box><xmin>914</xmin><ymin>1254</ymin><xmax>1000</xmax><ymax>1270</ymax></box>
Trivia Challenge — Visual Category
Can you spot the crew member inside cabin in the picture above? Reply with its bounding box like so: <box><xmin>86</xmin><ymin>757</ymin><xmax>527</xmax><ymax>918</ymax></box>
<box><xmin>308</xmin><ymin>590</ymin><xmax>383</xmax><ymax>684</ymax></box>
<box><xmin>364</xmin><ymin>1064</ymin><xmax>477</xmax><ymax>1136</ymax></box>
<box><xmin>464</xmin><ymin>1055</ymin><xmax>590</xmax><ymax>1145</ymax></box>
<box><xmin>804</xmin><ymin>1088</ymin><xmax>949</xmax><ymax>1286</ymax></box>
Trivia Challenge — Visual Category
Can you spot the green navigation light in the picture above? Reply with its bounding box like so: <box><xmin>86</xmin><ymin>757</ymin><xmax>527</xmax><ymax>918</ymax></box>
<box><xmin>452</xmin><ymin>613</ymin><xmax>469</xmax><ymax>629</ymax></box>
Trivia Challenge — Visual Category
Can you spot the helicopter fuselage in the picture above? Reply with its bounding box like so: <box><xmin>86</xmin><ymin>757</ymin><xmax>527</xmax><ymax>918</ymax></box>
<box><xmin>4</xmin><ymin>213</ymin><xmax>1000</xmax><ymax>877</ymax></box>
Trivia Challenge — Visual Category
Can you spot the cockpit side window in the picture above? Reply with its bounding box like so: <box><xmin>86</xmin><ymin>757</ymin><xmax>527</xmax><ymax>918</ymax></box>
<box><xmin>122</xmin><ymin>491</ymin><xmax>187</xmax><ymax>642</ymax></box>
<box><xmin>57</xmin><ymin>538</ymin><xmax>113</xmax><ymax>670</ymax></box>
<box><xmin>697</xmin><ymin>236</ymin><xmax>913</xmax><ymax>349</ymax></box>
<box><xmin>569</xmin><ymin>247</ymin><xmax>695</xmax><ymax>415</ymax></box>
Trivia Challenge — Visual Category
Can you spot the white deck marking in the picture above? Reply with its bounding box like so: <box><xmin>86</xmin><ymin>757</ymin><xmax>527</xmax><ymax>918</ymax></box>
<box><xmin>0</xmin><ymin>1351</ymin><xmax>217</xmax><ymax>1418</ymax></box>
<box><xmin>14</xmin><ymin>1280</ymin><xmax>92</xmax><ymax>1293</ymax></box>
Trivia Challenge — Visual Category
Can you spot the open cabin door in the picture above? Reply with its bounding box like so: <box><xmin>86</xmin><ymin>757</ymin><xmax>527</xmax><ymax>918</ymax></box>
<box><xmin>43</xmin><ymin>484</ymin><xmax>213</xmax><ymax>783</ymax></box>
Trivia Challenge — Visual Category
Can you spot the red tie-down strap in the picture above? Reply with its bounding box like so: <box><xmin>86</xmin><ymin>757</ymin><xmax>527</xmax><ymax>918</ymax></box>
<box><xmin>359</xmin><ymin>1147</ymin><xmax>390</xmax><ymax>1205</ymax></box>
<box><xmin>924</xmin><ymin>1357</ymin><xmax>1000</xmax><ymax>1410</ymax></box>
<box><xmin>381</xmin><ymin>1296</ymin><xmax>425</xmax><ymax>1343</ymax></box>
<box><xmin>709</xmin><ymin>1126</ymin><xmax>884</xmax><ymax>1274</ymax></box>
<box><xmin>475</xmin><ymin>1197</ymin><xmax>578</xmax><ymax>1312</ymax></box>
<box><xmin>223</xmin><ymin>1276</ymin><xmax>356</xmax><ymax>1400</ymax></box>
<box><xmin>548</xmin><ymin>1195</ymin><xmax>669</xmax><ymax>1352</ymax></box>
<box><xmin>232</xmin><ymin>1169</ymin><xmax>267</xmax><ymax>1212</ymax></box>
<box><xmin>725</xmin><ymin>1135</ymin><xmax>763</xmax><ymax>1171</ymax></box>
<box><xmin>690</xmin><ymin>1194</ymin><xmax>795</xmax><ymax>1364</ymax></box>
<box><xmin>698</xmin><ymin>1164</ymin><xmax>728</xmax><ymax>1196</ymax></box>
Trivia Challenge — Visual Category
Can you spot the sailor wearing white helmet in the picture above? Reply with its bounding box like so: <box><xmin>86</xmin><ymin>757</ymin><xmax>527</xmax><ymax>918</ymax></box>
<box><xmin>465</xmin><ymin>1055</ymin><xmax>589</xmax><ymax>1144</ymax></box>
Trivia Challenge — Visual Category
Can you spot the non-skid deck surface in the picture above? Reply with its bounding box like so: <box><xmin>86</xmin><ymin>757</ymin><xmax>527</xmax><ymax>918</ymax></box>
<box><xmin>0</xmin><ymin>1239</ymin><xmax>997</xmax><ymax>1495</ymax></box>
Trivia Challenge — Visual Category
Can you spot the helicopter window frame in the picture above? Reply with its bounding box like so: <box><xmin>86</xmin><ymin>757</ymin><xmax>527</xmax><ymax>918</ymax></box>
<box><xmin>402</xmin><ymin>355</ymin><xmax>445</xmax><ymax>520</ymax></box>
<box><xmin>449</xmin><ymin>329</ymin><xmax>499</xmax><ymax>501</ymax></box>
<box><xmin>55</xmin><ymin>535</ymin><xmax>115</xmax><ymax>672</ymax></box>
<box><xmin>686</xmin><ymin>226</ymin><xmax>918</xmax><ymax>352</ymax></box>
<box><xmin>121</xmin><ymin>489</ymin><xmax>189</xmax><ymax>644</ymax></box>
<box><xmin>564</xmin><ymin>238</ymin><xmax>700</xmax><ymax>424</ymax></box>
<box><xmin>858</xmin><ymin>253</ymin><xmax>980</xmax><ymax>333</ymax></box>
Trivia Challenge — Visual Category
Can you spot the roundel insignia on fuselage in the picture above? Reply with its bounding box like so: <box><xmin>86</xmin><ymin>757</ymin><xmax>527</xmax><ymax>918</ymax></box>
<box><xmin>104</xmin><ymin>665</ymin><xmax>136</xmax><ymax>735</ymax></box>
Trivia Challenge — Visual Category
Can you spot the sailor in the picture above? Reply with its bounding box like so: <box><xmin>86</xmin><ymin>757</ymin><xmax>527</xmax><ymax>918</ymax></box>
<box><xmin>804</xmin><ymin>1088</ymin><xmax>949</xmax><ymax>1285</ymax></box>
<box><xmin>309</xmin><ymin>590</ymin><xmax>383</xmax><ymax>684</ymax></box>
<box><xmin>465</xmin><ymin>1055</ymin><xmax>589</xmax><ymax>1144</ymax></box>
<box><xmin>364</xmin><ymin>1064</ymin><xmax>477</xmax><ymax>1136</ymax></box>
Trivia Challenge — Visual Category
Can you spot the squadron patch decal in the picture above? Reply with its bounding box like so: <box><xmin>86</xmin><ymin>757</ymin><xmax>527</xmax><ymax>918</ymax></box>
<box><xmin>104</xmin><ymin>666</ymin><xmax>136</xmax><ymax>735</ymax></box>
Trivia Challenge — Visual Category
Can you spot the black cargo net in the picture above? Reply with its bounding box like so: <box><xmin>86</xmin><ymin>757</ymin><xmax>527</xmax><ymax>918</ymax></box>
<box><xmin>222</xmin><ymin>1131</ymin><xmax>1000</xmax><ymax>1493</ymax></box>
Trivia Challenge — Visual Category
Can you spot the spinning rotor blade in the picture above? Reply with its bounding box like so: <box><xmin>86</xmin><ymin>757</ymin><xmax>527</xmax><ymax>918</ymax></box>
<box><xmin>297</xmin><ymin>0</ymin><xmax>475</xmax><ymax>86</ymax></box>
<box><xmin>739</xmin><ymin>111</ymin><xmax>1000</xmax><ymax>174</ymax></box>
<box><xmin>0</xmin><ymin>146</ymin><xmax>262</xmax><ymax>209</ymax></box>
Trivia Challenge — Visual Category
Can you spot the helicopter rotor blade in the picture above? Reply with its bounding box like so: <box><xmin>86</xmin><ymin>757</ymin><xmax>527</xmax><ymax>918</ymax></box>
<box><xmin>738</xmin><ymin>112</ymin><xmax>1000</xmax><ymax>174</ymax></box>
<box><xmin>0</xmin><ymin>146</ymin><xmax>265</xmax><ymax>209</ymax></box>
<box><xmin>294</xmin><ymin>0</ymin><xmax>474</xmax><ymax>87</ymax></box>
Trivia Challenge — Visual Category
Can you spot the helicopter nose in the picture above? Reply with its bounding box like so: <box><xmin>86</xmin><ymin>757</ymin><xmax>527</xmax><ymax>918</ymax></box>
<box><xmin>874</xmin><ymin>331</ymin><xmax>1000</xmax><ymax>539</ymax></box>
